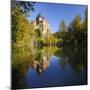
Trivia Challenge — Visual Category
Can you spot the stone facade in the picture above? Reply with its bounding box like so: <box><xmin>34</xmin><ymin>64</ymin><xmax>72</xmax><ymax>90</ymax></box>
<box><xmin>31</xmin><ymin>13</ymin><xmax>50</xmax><ymax>36</ymax></box>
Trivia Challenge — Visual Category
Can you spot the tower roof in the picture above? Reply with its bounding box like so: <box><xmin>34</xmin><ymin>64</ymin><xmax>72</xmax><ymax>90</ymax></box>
<box><xmin>36</xmin><ymin>13</ymin><xmax>44</xmax><ymax>19</ymax></box>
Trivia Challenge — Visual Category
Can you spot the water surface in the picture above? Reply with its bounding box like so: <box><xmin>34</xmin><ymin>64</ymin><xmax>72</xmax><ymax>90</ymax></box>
<box><xmin>12</xmin><ymin>46</ymin><xmax>87</xmax><ymax>89</ymax></box>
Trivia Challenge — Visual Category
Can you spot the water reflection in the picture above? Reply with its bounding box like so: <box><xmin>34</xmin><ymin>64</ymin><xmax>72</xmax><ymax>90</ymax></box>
<box><xmin>12</xmin><ymin>46</ymin><xmax>87</xmax><ymax>89</ymax></box>
<box><xmin>55</xmin><ymin>46</ymin><xmax>87</xmax><ymax>72</ymax></box>
<box><xmin>30</xmin><ymin>47</ymin><xmax>57</xmax><ymax>75</ymax></box>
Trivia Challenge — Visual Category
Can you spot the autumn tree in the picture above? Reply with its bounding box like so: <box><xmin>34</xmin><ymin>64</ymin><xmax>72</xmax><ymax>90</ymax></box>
<box><xmin>11</xmin><ymin>0</ymin><xmax>35</xmax><ymax>51</ymax></box>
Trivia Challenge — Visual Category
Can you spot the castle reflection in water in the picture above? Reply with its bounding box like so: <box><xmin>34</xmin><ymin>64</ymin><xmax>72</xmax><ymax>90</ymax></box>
<box><xmin>31</xmin><ymin>55</ymin><xmax>50</xmax><ymax>74</ymax></box>
<box><xmin>12</xmin><ymin>46</ymin><xmax>87</xmax><ymax>89</ymax></box>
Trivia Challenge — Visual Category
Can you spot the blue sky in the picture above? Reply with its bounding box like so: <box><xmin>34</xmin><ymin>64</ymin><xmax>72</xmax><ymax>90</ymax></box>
<box><xmin>29</xmin><ymin>2</ymin><xmax>87</xmax><ymax>33</ymax></box>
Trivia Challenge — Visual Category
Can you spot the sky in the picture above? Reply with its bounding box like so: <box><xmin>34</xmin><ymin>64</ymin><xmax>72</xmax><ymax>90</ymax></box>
<box><xmin>29</xmin><ymin>2</ymin><xmax>87</xmax><ymax>33</ymax></box>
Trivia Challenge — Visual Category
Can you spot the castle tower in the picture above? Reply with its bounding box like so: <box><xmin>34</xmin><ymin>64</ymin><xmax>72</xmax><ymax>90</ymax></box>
<box><xmin>36</xmin><ymin>13</ymin><xmax>50</xmax><ymax>36</ymax></box>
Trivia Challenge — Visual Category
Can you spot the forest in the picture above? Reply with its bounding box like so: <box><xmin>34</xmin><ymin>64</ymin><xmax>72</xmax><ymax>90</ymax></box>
<box><xmin>11</xmin><ymin>1</ymin><xmax>87</xmax><ymax>89</ymax></box>
<box><xmin>11</xmin><ymin>1</ymin><xmax>87</xmax><ymax>53</ymax></box>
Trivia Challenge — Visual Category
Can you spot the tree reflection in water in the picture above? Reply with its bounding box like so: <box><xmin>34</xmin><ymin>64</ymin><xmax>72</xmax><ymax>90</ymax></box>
<box><xmin>55</xmin><ymin>46</ymin><xmax>87</xmax><ymax>73</ymax></box>
<box><xmin>12</xmin><ymin>46</ymin><xmax>87</xmax><ymax>89</ymax></box>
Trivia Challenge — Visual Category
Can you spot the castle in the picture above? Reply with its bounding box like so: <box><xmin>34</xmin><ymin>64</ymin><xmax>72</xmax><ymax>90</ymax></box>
<box><xmin>31</xmin><ymin>13</ymin><xmax>50</xmax><ymax>36</ymax></box>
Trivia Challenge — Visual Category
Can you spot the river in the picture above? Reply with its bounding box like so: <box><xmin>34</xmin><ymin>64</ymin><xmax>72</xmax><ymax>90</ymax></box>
<box><xmin>12</xmin><ymin>46</ymin><xmax>87</xmax><ymax>89</ymax></box>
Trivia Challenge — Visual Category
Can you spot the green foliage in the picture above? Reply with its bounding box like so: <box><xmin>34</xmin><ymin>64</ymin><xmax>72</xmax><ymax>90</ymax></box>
<box><xmin>60</xmin><ymin>20</ymin><xmax>67</xmax><ymax>32</ymax></box>
<box><xmin>12</xmin><ymin>0</ymin><xmax>87</xmax><ymax>56</ymax></box>
<box><xmin>35</xmin><ymin>28</ymin><xmax>42</xmax><ymax>37</ymax></box>
<box><xmin>60</xmin><ymin>20</ymin><xmax>67</xmax><ymax>41</ymax></box>
<box><xmin>54</xmin><ymin>8</ymin><xmax>87</xmax><ymax>48</ymax></box>
<box><xmin>67</xmin><ymin>13</ymin><xmax>87</xmax><ymax>47</ymax></box>
<box><xmin>44</xmin><ymin>33</ymin><xmax>57</xmax><ymax>44</ymax></box>
<box><xmin>12</xmin><ymin>0</ymin><xmax>35</xmax><ymax>16</ymax></box>
<box><xmin>71</xmin><ymin>15</ymin><xmax>81</xmax><ymax>31</ymax></box>
<box><xmin>12</xmin><ymin>1</ymin><xmax>36</xmax><ymax>52</ymax></box>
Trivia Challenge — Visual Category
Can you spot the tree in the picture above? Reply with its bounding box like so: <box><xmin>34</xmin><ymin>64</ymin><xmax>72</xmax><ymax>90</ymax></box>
<box><xmin>81</xmin><ymin>8</ymin><xmax>87</xmax><ymax>31</ymax></box>
<box><xmin>60</xmin><ymin>20</ymin><xmax>67</xmax><ymax>32</ymax></box>
<box><xmin>11</xmin><ymin>0</ymin><xmax>35</xmax><ymax>16</ymax></box>
<box><xmin>44</xmin><ymin>33</ymin><xmax>57</xmax><ymax>45</ymax></box>
<box><xmin>72</xmin><ymin>15</ymin><xmax>81</xmax><ymax>31</ymax></box>
<box><xmin>81</xmin><ymin>8</ymin><xmax>87</xmax><ymax>48</ymax></box>
<box><xmin>12</xmin><ymin>7</ymin><xmax>35</xmax><ymax>46</ymax></box>
<box><xmin>11</xmin><ymin>1</ymin><xmax>36</xmax><ymax>51</ymax></box>
<box><xmin>59</xmin><ymin>20</ymin><xmax>67</xmax><ymax>43</ymax></box>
